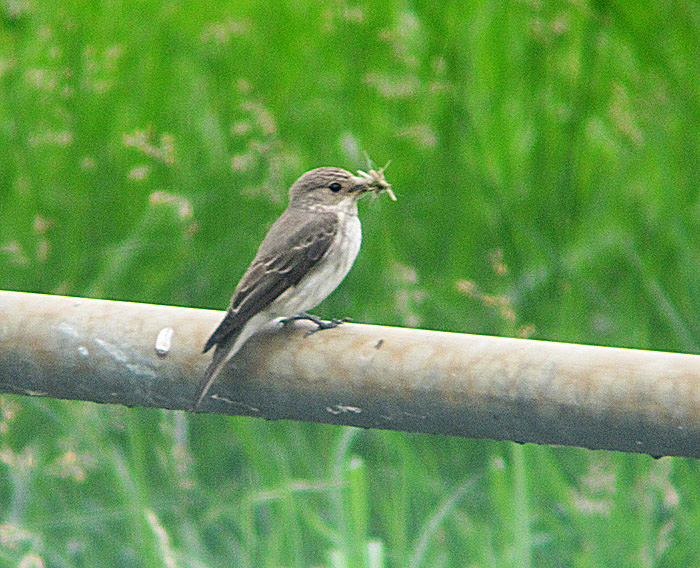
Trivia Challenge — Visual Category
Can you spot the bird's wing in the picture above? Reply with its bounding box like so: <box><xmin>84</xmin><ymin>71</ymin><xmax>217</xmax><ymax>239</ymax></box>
<box><xmin>203</xmin><ymin>209</ymin><xmax>338</xmax><ymax>352</ymax></box>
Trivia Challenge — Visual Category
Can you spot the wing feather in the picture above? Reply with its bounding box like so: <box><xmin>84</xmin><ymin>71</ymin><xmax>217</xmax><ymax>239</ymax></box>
<box><xmin>203</xmin><ymin>209</ymin><xmax>338</xmax><ymax>352</ymax></box>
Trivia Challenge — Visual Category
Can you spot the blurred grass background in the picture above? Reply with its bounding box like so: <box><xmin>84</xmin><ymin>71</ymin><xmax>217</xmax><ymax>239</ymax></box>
<box><xmin>1</xmin><ymin>0</ymin><xmax>700</xmax><ymax>566</ymax></box>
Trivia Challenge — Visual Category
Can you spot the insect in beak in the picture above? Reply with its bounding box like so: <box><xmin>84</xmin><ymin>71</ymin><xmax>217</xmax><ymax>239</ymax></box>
<box><xmin>356</xmin><ymin>162</ymin><xmax>397</xmax><ymax>201</ymax></box>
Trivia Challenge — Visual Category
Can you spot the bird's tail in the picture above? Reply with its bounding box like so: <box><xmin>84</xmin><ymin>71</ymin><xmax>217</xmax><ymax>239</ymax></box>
<box><xmin>192</xmin><ymin>313</ymin><xmax>272</xmax><ymax>411</ymax></box>
<box><xmin>192</xmin><ymin>341</ymin><xmax>233</xmax><ymax>411</ymax></box>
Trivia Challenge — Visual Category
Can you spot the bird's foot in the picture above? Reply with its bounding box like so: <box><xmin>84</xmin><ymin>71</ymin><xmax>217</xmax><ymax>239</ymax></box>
<box><xmin>282</xmin><ymin>312</ymin><xmax>352</xmax><ymax>334</ymax></box>
<box><xmin>307</xmin><ymin>316</ymin><xmax>352</xmax><ymax>335</ymax></box>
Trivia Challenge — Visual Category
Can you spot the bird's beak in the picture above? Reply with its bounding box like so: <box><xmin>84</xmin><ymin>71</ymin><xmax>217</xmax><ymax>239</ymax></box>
<box><xmin>353</xmin><ymin>168</ymin><xmax>397</xmax><ymax>201</ymax></box>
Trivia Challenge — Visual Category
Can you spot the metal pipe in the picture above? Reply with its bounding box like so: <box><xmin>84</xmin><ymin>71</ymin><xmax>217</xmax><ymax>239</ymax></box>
<box><xmin>1</xmin><ymin>290</ymin><xmax>699</xmax><ymax>458</ymax></box>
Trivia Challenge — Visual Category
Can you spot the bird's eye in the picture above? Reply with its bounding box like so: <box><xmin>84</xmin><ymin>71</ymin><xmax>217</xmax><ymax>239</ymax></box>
<box><xmin>329</xmin><ymin>182</ymin><xmax>342</xmax><ymax>193</ymax></box>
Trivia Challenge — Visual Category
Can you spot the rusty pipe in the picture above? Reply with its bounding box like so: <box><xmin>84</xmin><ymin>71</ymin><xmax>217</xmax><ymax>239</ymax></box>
<box><xmin>0</xmin><ymin>290</ymin><xmax>699</xmax><ymax>457</ymax></box>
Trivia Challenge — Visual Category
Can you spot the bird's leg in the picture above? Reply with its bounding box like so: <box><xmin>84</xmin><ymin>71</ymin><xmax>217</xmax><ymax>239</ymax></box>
<box><xmin>282</xmin><ymin>312</ymin><xmax>352</xmax><ymax>334</ymax></box>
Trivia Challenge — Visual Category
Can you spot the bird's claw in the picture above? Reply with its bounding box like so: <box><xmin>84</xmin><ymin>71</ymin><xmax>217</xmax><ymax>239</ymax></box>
<box><xmin>306</xmin><ymin>317</ymin><xmax>352</xmax><ymax>335</ymax></box>
<box><xmin>281</xmin><ymin>312</ymin><xmax>351</xmax><ymax>334</ymax></box>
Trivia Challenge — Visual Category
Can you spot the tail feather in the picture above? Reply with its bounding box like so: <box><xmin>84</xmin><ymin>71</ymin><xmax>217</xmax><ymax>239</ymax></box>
<box><xmin>203</xmin><ymin>311</ymin><xmax>242</xmax><ymax>353</ymax></box>
<box><xmin>193</xmin><ymin>312</ymin><xmax>274</xmax><ymax>411</ymax></box>
<box><xmin>192</xmin><ymin>343</ymin><xmax>231</xmax><ymax>410</ymax></box>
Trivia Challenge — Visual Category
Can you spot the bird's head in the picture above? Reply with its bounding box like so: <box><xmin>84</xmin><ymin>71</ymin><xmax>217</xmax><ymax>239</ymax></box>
<box><xmin>288</xmin><ymin>166</ymin><xmax>395</xmax><ymax>209</ymax></box>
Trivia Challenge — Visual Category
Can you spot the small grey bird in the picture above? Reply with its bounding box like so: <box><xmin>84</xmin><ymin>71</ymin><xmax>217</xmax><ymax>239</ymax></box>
<box><xmin>193</xmin><ymin>166</ymin><xmax>395</xmax><ymax>410</ymax></box>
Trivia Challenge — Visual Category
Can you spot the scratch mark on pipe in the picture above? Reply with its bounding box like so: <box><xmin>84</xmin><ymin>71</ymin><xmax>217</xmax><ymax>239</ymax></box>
<box><xmin>58</xmin><ymin>322</ymin><xmax>79</xmax><ymax>338</ymax></box>
<box><xmin>326</xmin><ymin>405</ymin><xmax>362</xmax><ymax>415</ymax></box>
<box><xmin>380</xmin><ymin>411</ymin><xmax>427</xmax><ymax>421</ymax></box>
<box><xmin>402</xmin><ymin>411</ymin><xmax>427</xmax><ymax>420</ymax></box>
<box><xmin>95</xmin><ymin>338</ymin><xmax>157</xmax><ymax>378</ymax></box>
<box><xmin>210</xmin><ymin>394</ymin><xmax>260</xmax><ymax>412</ymax></box>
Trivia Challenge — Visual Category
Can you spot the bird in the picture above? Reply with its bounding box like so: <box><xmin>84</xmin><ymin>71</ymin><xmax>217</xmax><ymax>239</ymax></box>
<box><xmin>193</xmin><ymin>165</ymin><xmax>395</xmax><ymax>410</ymax></box>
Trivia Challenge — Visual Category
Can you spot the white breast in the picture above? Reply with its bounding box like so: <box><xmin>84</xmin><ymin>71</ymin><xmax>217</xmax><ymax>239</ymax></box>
<box><xmin>272</xmin><ymin>212</ymin><xmax>362</xmax><ymax>315</ymax></box>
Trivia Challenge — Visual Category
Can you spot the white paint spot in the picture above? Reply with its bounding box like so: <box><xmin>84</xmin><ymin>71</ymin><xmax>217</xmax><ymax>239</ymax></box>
<box><xmin>154</xmin><ymin>327</ymin><xmax>174</xmax><ymax>358</ymax></box>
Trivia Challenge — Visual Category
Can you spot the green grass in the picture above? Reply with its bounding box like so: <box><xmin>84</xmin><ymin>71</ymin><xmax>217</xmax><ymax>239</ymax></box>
<box><xmin>2</xmin><ymin>0</ymin><xmax>700</xmax><ymax>566</ymax></box>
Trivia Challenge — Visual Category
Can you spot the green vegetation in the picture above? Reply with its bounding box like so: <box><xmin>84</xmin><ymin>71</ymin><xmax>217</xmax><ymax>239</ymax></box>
<box><xmin>2</xmin><ymin>1</ymin><xmax>700</xmax><ymax>566</ymax></box>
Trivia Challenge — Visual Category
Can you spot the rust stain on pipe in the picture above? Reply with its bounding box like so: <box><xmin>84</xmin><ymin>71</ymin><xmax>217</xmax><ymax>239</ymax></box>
<box><xmin>1</xmin><ymin>290</ymin><xmax>700</xmax><ymax>457</ymax></box>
